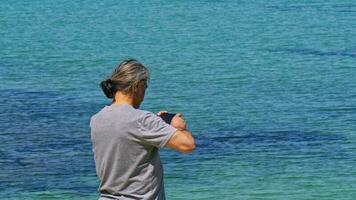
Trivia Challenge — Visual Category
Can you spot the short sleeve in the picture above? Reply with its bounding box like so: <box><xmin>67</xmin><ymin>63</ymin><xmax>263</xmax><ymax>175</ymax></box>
<box><xmin>137</xmin><ymin>112</ymin><xmax>178</xmax><ymax>148</ymax></box>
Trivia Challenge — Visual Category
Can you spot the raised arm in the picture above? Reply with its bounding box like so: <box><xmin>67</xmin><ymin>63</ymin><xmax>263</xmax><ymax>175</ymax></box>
<box><xmin>165</xmin><ymin>113</ymin><xmax>195</xmax><ymax>153</ymax></box>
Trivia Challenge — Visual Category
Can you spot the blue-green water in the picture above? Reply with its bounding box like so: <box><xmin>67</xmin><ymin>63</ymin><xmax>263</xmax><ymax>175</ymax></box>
<box><xmin>1</xmin><ymin>0</ymin><xmax>356</xmax><ymax>199</ymax></box>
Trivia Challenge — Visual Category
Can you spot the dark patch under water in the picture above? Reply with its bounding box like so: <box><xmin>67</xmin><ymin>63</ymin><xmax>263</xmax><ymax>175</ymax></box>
<box><xmin>0</xmin><ymin>89</ymin><xmax>102</xmax><ymax>195</ymax></box>
<box><xmin>195</xmin><ymin>129</ymin><xmax>350</xmax><ymax>161</ymax></box>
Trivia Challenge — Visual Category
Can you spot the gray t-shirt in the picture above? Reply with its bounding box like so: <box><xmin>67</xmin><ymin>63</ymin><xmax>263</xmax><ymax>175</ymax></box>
<box><xmin>90</xmin><ymin>104</ymin><xmax>177</xmax><ymax>200</ymax></box>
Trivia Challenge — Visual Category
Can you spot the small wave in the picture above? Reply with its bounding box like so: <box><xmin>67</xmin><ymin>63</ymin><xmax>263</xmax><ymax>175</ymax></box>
<box><xmin>266</xmin><ymin>48</ymin><xmax>356</xmax><ymax>58</ymax></box>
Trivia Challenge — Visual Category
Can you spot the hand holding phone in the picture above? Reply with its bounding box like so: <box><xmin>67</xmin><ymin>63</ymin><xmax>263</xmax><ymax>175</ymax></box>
<box><xmin>160</xmin><ymin>113</ymin><xmax>176</xmax><ymax>124</ymax></box>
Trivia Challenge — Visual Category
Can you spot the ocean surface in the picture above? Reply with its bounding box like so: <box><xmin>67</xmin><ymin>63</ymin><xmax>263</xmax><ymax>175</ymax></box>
<box><xmin>1</xmin><ymin>0</ymin><xmax>356</xmax><ymax>199</ymax></box>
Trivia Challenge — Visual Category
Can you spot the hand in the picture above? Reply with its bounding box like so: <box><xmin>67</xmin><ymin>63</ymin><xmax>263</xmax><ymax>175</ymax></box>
<box><xmin>171</xmin><ymin>113</ymin><xmax>187</xmax><ymax>130</ymax></box>
<box><xmin>156</xmin><ymin>110</ymin><xmax>168</xmax><ymax>117</ymax></box>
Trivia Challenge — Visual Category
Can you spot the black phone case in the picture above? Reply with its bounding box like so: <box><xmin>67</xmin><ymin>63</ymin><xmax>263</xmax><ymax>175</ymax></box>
<box><xmin>161</xmin><ymin>113</ymin><xmax>176</xmax><ymax>124</ymax></box>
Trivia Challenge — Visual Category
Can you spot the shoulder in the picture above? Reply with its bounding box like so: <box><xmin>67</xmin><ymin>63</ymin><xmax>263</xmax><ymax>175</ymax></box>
<box><xmin>89</xmin><ymin>106</ymin><xmax>108</xmax><ymax>127</ymax></box>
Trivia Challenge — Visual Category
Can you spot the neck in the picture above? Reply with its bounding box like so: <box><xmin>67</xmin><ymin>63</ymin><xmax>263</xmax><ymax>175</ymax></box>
<box><xmin>112</xmin><ymin>92</ymin><xmax>137</xmax><ymax>108</ymax></box>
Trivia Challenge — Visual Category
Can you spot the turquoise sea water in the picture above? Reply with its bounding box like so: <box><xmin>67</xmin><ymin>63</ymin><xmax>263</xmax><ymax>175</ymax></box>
<box><xmin>1</xmin><ymin>0</ymin><xmax>356</xmax><ymax>199</ymax></box>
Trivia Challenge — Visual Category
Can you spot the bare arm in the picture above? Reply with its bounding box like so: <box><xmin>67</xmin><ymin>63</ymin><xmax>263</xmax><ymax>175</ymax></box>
<box><xmin>162</xmin><ymin>112</ymin><xmax>195</xmax><ymax>153</ymax></box>
<box><xmin>166</xmin><ymin>129</ymin><xmax>195</xmax><ymax>153</ymax></box>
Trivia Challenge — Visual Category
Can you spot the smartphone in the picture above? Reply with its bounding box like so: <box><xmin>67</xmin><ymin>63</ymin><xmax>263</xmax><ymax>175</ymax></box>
<box><xmin>160</xmin><ymin>113</ymin><xmax>176</xmax><ymax>124</ymax></box>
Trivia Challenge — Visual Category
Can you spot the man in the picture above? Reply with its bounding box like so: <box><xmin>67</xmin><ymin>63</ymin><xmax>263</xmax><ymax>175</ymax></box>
<box><xmin>90</xmin><ymin>59</ymin><xmax>195</xmax><ymax>199</ymax></box>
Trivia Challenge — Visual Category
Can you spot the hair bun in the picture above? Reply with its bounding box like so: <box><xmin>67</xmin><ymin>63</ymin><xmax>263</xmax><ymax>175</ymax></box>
<box><xmin>100</xmin><ymin>79</ymin><xmax>115</xmax><ymax>98</ymax></box>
